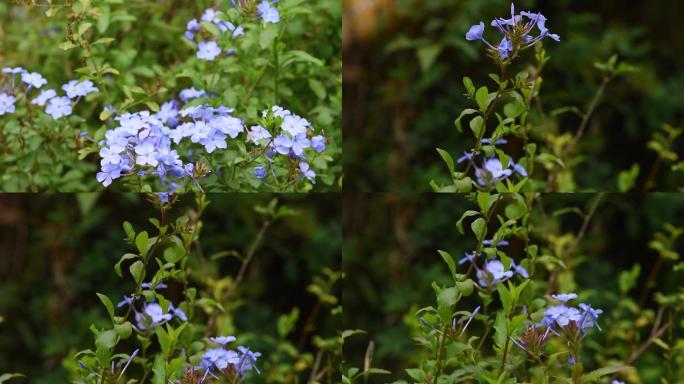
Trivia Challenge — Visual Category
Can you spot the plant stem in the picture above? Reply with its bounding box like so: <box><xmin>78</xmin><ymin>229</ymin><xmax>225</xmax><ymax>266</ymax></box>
<box><xmin>432</xmin><ymin>325</ymin><xmax>448</xmax><ymax>384</ymax></box>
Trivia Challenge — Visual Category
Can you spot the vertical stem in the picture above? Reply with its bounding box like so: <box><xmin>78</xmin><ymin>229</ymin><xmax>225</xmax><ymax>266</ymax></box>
<box><xmin>432</xmin><ymin>325</ymin><xmax>448</xmax><ymax>384</ymax></box>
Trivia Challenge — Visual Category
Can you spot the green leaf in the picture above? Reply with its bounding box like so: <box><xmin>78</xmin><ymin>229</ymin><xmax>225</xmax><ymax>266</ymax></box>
<box><xmin>503</xmin><ymin>99</ymin><xmax>525</xmax><ymax>118</ymax></box>
<box><xmin>114</xmin><ymin>253</ymin><xmax>139</xmax><ymax>278</ymax></box>
<box><xmin>96</xmin><ymin>293</ymin><xmax>115</xmax><ymax>320</ymax></box>
<box><xmin>618</xmin><ymin>264</ymin><xmax>641</xmax><ymax>294</ymax></box>
<box><xmin>477</xmin><ymin>192</ymin><xmax>498</xmax><ymax>215</ymax></box>
<box><xmin>504</xmin><ymin>197</ymin><xmax>527</xmax><ymax>221</ymax></box>
<box><xmin>259</xmin><ymin>24</ymin><xmax>279</xmax><ymax>49</ymax></box>
<box><xmin>475</xmin><ymin>86</ymin><xmax>490</xmax><ymax>112</ymax></box>
<box><xmin>129</xmin><ymin>260</ymin><xmax>145</xmax><ymax>284</ymax></box>
<box><xmin>582</xmin><ymin>366</ymin><xmax>630</xmax><ymax>382</ymax></box>
<box><xmin>151</xmin><ymin>354</ymin><xmax>167</xmax><ymax>384</ymax></box>
<box><xmin>471</xmin><ymin>218</ymin><xmax>487</xmax><ymax>242</ymax></box>
<box><xmin>497</xmin><ymin>284</ymin><xmax>512</xmax><ymax>314</ymax></box>
<box><xmin>163</xmin><ymin>246</ymin><xmax>185</xmax><ymax>264</ymax></box>
<box><xmin>99</xmin><ymin>108</ymin><xmax>113</xmax><ymax>121</ymax></box>
<box><xmin>463</xmin><ymin>77</ymin><xmax>475</xmax><ymax>96</ymax></box>
<box><xmin>156</xmin><ymin>326</ymin><xmax>171</xmax><ymax>358</ymax></box>
<box><xmin>493</xmin><ymin>311</ymin><xmax>507</xmax><ymax>350</ymax></box>
<box><xmin>277</xmin><ymin>308</ymin><xmax>300</xmax><ymax>338</ymax></box>
<box><xmin>455</xmin><ymin>279</ymin><xmax>474</xmax><ymax>296</ymax></box>
<box><xmin>436</xmin><ymin>148</ymin><xmax>455</xmax><ymax>175</ymax></box>
<box><xmin>135</xmin><ymin>231</ymin><xmax>149</xmax><ymax>258</ymax></box>
<box><xmin>437</xmin><ymin>250</ymin><xmax>457</xmax><ymax>281</ymax></box>
<box><xmin>469</xmin><ymin>116</ymin><xmax>484</xmax><ymax>139</ymax></box>
<box><xmin>454</xmin><ymin>109</ymin><xmax>479</xmax><ymax>132</ymax></box>
<box><xmin>0</xmin><ymin>374</ymin><xmax>25</xmax><ymax>383</ymax></box>
<box><xmin>456</xmin><ymin>210</ymin><xmax>480</xmax><ymax>234</ymax></box>
<box><xmin>617</xmin><ymin>164</ymin><xmax>640</xmax><ymax>192</ymax></box>
<box><xmin>95</xmin><ymin>329</ymin><xmax>118</xmax><ymax>351</ymax></box>
<box><xmin>123</xmin><ymin>221</ymin><xmax>135</xmax><ymax>241</ymax></box>
<box><xmin>115</xmin><ymin>322</ymin><xmax>133</xmax><ymax>339</ymax></box>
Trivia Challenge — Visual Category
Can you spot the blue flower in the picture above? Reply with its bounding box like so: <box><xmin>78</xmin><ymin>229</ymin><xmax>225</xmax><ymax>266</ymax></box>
<box><xmin>197</xmin><ymin>41</ymin><xmax>222</xmax><ymax>61</ymax></box>
<box><xmin>201</xmin><ymin>347</ymin><xmax>240</xmax><ymax>371</ymax></box>
<box><xmin>552</xmin><ymin>293</ymin><xmax>578</xmax><ymax>303</ymax></box>
<box><xmin>210</xmin><ymin>336</ymin><xmax>236</xmax><ymax>345</ymax></box>
<box><xmin>209</xmin><ymin>115</ymin><xmax>244</xmax><ymax>138</ymax></box>
<box><xmin>253</xmin><ymin>166</ymin><xmax>267</xmax><ymax>179</ymax></box>
<box><xmin>458</xmin><ymin>252</ymin><xmax>477</xmax><ymax>265</ymax></box>
<box><xmin>45</xmin><ymin>96</ymin><xmax>73</xmax><ymax>119</ymax></box>
<box><xmin>97</xmin><ymin>162</ymin><xmax>123</xmax><ymax>187</ymax></box>
<box><xmin>497</xmin><ymin>37</ymin><xmax>513</xmax><ymax>58</ymax></box>
<box><xmin>21</xmin><ymin>71</ymin><xmax>47</xmax><ymax>88</ymax></box>
<box><xmin>311</xmin><ymin>135</ymin><xmax>326</xmax><ymax>153</ymax></box>
<box><xmin>281</xmin><ymin>114</ymin><xmax>311</xmax><ymax>136</ymax></box>
<box><xmin>475</xmin><ymin>158</ymin><xmax>512</xmax><ymax>186</ymax></box>
<box><xmin>62</xmin><ymin>80</ymin><xmax>98</xmax><ymax>99</ymax></box>
<box><xmin>2</xmin><ymin>66</ymin><xmax>26</xmax><ymax>75</ymax></box>
<box><xmin>236</xmin><ymin>346</ymin><xmax>262</xmax><ymax>374</ymax></box>
<box><xmin>466</xmin><ymin>3</ymin><xmax>559</xmax><ymax>58</ymax></box>
<box><xmin>465</xmin><ymin>22</ymin><xmax>485</xmax><ymax>41</ymax></box>
<box><xmin>0</xmin><ymin>93</ymin><xmax>16</xmax><ymax>115</ymax></box>
<box><xmin>299</xmin><ymin>162</ymin><xmax>316</xmax><ymax>183</ymax></box>
<box><xmin>135</xmin><ymin>141</ymin><xmax>159</xmax><ymax>167</ymax></box>
<box><xmin>31</xmin><ymin>89</ymin><xmax>56</xmax><ymax>106</ymax></box>
<box><xmin>482</xmin><ymin>239</ymin><xmax>509</xmax><ymax>247</ymax></box>
<box><xmin>179</xmin><ymin>87</ymin><xmax>206</xmax><ymax>103</ymax></box>
<box><xmin>257</xmin><ymin>0</ymin><xmax>280</xmax><ymax>24</ymax></box>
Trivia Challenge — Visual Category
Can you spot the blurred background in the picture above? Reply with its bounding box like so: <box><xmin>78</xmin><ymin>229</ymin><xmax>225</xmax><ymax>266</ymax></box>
<box><xmin>0</xmin><ymin>193</ymin><xmax>341</xmax><ymax>383</ymax></box>
<box><xmin>343</xmin><ymin>0</ymin><xmax>684</xmax><ymax>191</ymax></box>
<box><xmin>343</xmin><ymin>193</ymin><xmax>684</xmax><ymax>382</ymax></box>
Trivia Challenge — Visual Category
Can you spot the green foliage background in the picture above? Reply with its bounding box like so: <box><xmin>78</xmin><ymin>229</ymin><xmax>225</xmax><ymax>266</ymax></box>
<box><xmin>343</xmin><ymin>0</ymin><xmax>684</xmax><ymax>191</ymax></box>
<box><xmin>0</xmin><ymin>193</ymin><xmax>341</xmax><ymax>383</ymax></box>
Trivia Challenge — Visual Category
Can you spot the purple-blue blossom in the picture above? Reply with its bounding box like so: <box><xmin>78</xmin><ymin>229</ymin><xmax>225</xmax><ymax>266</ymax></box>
<box><xmin>62</xmin><ymin>80</ymin><xmax>98</xmax><ymax>99</ymax></box>
<box><xmin>21</xmin><ymin>71</ymin><xmax>47</xmax><ymax>89</ymax></box>
<box><xmin>254</xmin><ymin>166</ymin><xmax>267</xmax><ymax>179</ymax></box>
<box><xmin>0</xmin><ymin>93</ymin><xmax>16</xmax><ymax>115</ymax></box>
<box><xmin>45</xmin><ymin>96</ymin><xmax>73</xmax><ymax>120</ymax></box>
<box><xmin>197</xmin><ymin>41</ymin><xmax>222</xmax><ymax>61</ymax></box>
<box><xmin>257</xmin><ymin>0</ymin><xmax>280</xmax><ymax>24</ymax></box>
<box><xmin>299</xmin><ymin>162</ymin><xmax>316</xmax><ymax>183</ymax></box>
<box><xmin>465</xmin><ymin>3</ymin><xmax>559</xmax><ymax>60</ymax></box>
<box><xmin>31</xmin><ymin>89</ymin><xmax>56</xmax><ymax>106</ymax></box>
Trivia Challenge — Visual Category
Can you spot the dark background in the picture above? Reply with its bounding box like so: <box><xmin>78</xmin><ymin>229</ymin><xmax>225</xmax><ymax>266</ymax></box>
<box><xmin>343</xmin><ymin>0</ymin><xmax>684</xmax><ymax>191</ymax></box>
<box><xmin>343</xmin><ymin>193</ymin><xmax>684</xmax><ymax>381</ymax></box>
<box><xmin>0</xmin><ymin>193</ymin><xmax>341</xmax><ymax>383</ymax></box>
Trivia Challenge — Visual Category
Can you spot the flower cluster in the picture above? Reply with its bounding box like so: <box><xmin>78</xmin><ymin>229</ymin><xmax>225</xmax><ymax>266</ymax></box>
<box><xmin>97</xmin><ymin>89</ymin><xmax>328</xmax><ymax>191</ymax></box>
<box><xmin>538</xmin><ymin>295</ymin><xmax>603</xmax><ymax>333</ymax></box>
<box><xmin>1</xmin><ymin>67</ymin><xmax>97</xmax><ymax>120</ymax></box>
<box><xmin>176</xmin><ymin>336</ymin><xmax>260</xmax><ymax>383</ymax></box>
<box><xmin>510</xmin><ymin>294</ymin><xmax>603</xmax><ymax>360</ymax></box>
<box><xmin>184</xmin><ymin>8</ymin><xmax>245</xmax><ymax>61</ymax></box>
<box><xmin>249</xmin><ymin>106</ymin><xmax>327</xmax><ymax>184</ymax></box>
<box><xmin>465</xmin><ymin>3</ymin><xmax>559</xmax><ymax>60</ymax></box>
<box><xmin>96</xmin><ymin>89</ymin><xmax>243</xmax><ymax>190</ymax></box>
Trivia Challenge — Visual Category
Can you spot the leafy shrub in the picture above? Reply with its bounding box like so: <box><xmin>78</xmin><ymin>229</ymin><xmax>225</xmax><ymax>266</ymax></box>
<box><xmin>0</xmin><ymin>0</ymin><xmax>341</xmax><ymax>192</ymax></box>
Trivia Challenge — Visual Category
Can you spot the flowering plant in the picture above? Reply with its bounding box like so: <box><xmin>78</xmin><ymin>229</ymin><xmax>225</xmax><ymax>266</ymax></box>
<box><xmin>431</xmin><ymin>3</ymin><xmax>653</xmax><ymax>192</ymax></box>
<box><xmin>65</xmin><ymin>194</ymin><xmax>342</xmax><ymax>383</ymax></box>
<box><xmin>0</xmin><ymin>0</ymin><xmax>341</xmax><ymax>192</ymax></box>
<box><xmin>343</xmin><ymin>192</ymin><xmax>684</xmax><ymax>383</ymax></box>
